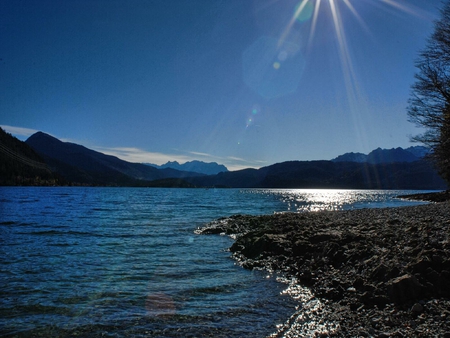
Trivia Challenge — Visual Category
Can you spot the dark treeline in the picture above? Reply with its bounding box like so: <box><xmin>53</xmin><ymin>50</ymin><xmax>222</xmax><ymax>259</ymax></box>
<box><xmin>0</xmin><ymin>128</ymin><xmax>62</xmax><ymax>186</ymax></box>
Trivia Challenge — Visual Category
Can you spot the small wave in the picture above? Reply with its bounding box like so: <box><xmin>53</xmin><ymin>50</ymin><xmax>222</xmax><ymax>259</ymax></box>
<box><xmin>186</xmin><ymin>284</ymin><xmax>233</xmax><ymax>296</ymax></box>
<box><xmin>49</xmin><ymin>243</ymin><xmax>71</xmax><ymax>247</ymax></box>
<box><xmin>18</xmin><ymin>199</ymin><xmax>40</xmax><ymax>204</ymax></box>
<box><xmin>0</xmin><ymin>221</ymin><xmax>16</xmax><ymax>225</ymax></box>
<box><xmin>102</xmin><ymin>233</ymin><xmax>157</xmax><ymax>239</ymax></box>
<box><xmin>18</xmin><ymin>230</ymin><xmax>93</xmax><ymax>236</ymax></box>
<box><xmin>91</xmin><ymin>207</ymin><xmax>114</xmax><ymax>212</ymax></box>
<box><xmin>1</xmin><ymin>304</ymin><xmax>70</xmax><ymax>318</ymax></box>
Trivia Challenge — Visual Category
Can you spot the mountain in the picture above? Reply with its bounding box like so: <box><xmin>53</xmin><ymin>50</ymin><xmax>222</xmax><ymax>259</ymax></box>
<box><xmin>0</xmin><ymin>128</ymin><xmax>61</xmax><ymax>185</ymax></box>
<box><xmin>366</xmin><ymin>147</ymin><xmax>419</xmax><ymax>164</ymax></box>
<box><xmin>332</xmin><ymin>152</ymin><xmax>367</xmax><ymax>163</ymax></box>
<box><xmin>25</xmin><ymin>132</ymin><xmax>203</xmax><ymax>186</ymax></box>
<box><xmin>332</xmin><ymin>146</ymin><xmax>430</xmax><ymax>164</ymax></box>
<box><xmin>186</xmin><ymin>160</ymin><xmax>447</xmax><ymax>190</ymax></box>
<box><xmin>146</xmin><ymin>160</ymin><xmax>228</xmax><ymax>175</ymax></box>
<box><xmin>15</xmin><ymin>131</ymin><xmax>446</xmax><ymax>189</ymax></box>
<box><xmin>405</xmin><ymin>146</ymin><xmax>430</xmax><ymax>158</ymax></box>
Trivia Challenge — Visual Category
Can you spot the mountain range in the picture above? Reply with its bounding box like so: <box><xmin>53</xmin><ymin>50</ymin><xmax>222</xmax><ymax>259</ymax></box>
<box><xmin>184</xmin><ymin>160</ymin><xmax>446</xmax><ymax>190</ymax></box>
<box><xmin>0</xmin><ymin>128</ymin><xmax>447</xmax><ymax>189</ymax></box>
<box><xmin>332</xmin><ymin>146</ymin><xmax>429</xmax><ymax>164</ymax></box>
<box><xmin>24</xmin><ymin>131</ymin><xmax>205</xmax><ymax>186</ymax></box>
<box><xmin>145</xmin><ymin>161</ymin><xmax>228</xmax><ymax>175</ymax></box>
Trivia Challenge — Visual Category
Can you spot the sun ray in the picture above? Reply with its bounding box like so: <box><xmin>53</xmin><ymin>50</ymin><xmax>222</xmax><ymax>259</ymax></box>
<box><xmin>275</xmin><ymin>0</ymin><xmax>434</xmax><ymax>155</ymax></box>
<box><xmin>294</xmin><ymin>0</ymin><xmax>311</xmax><ymax>19</ymax></box>
<box><xmin>342</xmin><ymin>0</ymin><xmax>370</xmax><ymax>33</ymax></box>
<box><xmin>307</xmin><ymin>0</ymin><xmax>322</xmax><ymax>52</ymax></box>
<box><xmin>381</xmin><ymin>0</ymin><xmax>425</xmax><ymax>19</ymax></box>
<box><xmin>328</xmin><ymin>0</ymin><xmax>370</xmax><ymax>151</ymax></box>
<box><xmin>278</xmin><ymin>0</ymin><xmax>310</xmax><ymax>48</ymax></box>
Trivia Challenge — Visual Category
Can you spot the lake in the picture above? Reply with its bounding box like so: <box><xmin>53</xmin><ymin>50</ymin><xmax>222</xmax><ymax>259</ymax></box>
<box><xmin>0</xmin><ymin>187</ymin><xmax>432</xmax><ymax>337</ymax></box>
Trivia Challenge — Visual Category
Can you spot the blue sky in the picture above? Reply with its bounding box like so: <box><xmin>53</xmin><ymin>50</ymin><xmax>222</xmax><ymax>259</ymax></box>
<box><xmin>0</xmin><ymin>0</ymin><xmax>443</xmax><ymax>170</ymax></box>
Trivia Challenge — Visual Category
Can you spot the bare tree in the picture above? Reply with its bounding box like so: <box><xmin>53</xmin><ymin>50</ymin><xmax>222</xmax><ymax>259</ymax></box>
<box><xmin>408</xmin><ymin>1</ymin><xmax>450</xmax><ymax>185</ymax></box>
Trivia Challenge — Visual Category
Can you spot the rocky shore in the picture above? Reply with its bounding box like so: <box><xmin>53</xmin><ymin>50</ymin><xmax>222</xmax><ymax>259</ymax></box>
<box><xmin>198</xmin><ymin>202</ymin><xmax>450</xmax><ymax>337</ymax></box>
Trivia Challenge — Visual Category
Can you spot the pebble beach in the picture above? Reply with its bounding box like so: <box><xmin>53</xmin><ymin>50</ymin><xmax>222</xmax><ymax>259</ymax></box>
<box><xmin>199</xmin><ymin>197</ymin><xmax>450</xmax><ymax>337</ymax></box>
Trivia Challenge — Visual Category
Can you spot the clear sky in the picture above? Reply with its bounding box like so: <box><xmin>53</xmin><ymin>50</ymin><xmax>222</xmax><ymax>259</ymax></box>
<box><xmin>0</xmin><ymin>0</ymin><xmax>443</xmax><ymax>170</ymax></box>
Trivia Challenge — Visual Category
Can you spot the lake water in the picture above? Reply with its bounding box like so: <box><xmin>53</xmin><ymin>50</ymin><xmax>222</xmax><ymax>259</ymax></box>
<box><xmin>0</xmin><ymin>187</ymin><xmax>432</xmax><ymax>337</ymax></box>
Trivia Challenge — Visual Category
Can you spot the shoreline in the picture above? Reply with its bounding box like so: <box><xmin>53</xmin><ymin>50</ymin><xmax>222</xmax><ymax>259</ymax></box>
<box><xmin>398</xmin><ymin>190</ymin><xmax>449</xmax><ymax>203</ymax></box>
<box><xmin>198</xmin><ymin>202</ymin><xmax>450</xmax><ymax>337</ymax></box>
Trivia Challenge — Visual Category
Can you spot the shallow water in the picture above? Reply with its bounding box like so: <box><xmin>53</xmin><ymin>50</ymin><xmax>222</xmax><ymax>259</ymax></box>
<box><xmin>0</xmin><ymin>187</ymin><xmax>432</xmax><ymax>336</ymax></box>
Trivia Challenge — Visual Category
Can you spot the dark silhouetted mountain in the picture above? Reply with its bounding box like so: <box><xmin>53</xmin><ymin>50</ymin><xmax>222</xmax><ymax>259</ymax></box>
<box><xmin>187</xmin><ymin>160</ymin><xmax>447</xmax><ymax>190</ymax></box>
<box><xmin>25</xmin><ymin>132</ymin><xmax>203</xmax><ymax>186</ymax></box>
<box><xmin>332</xmin><ymin>152</ymin><xmax>367</xmax><ymax>163</ymax></box>
<box><xmin>366</xmin><ymin>147</ymin><xmax>419</xmax><ymax>164</ymax></box>
<box><xmin>19</xmin><ymin>131</ymin><xmax>446</xmax><ymax>189</ymax></box>
<box><xmin>405</xmin><ymin>146</ymin><xmax>430</xmax><ymax>158</ymax></box>
<box><xmin>332</xmin><ymin>146</ymin><xmax>430</xmax><ymax>164</ymax></box>
<box><xmin>0</xmin><ymin>128</ymin><xmax>61</xmax><ymax>185</ymax></box>
<box><xmin>146</xmin><ymin>160</ymin><xmax>228</xmax><ymax>175</ymax></box>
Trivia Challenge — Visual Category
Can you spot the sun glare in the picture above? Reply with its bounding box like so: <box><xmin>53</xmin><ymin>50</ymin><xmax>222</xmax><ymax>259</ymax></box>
<box><xmin>287</xmin><ymin>0</ymin><xmax>407</xmax><ymax>71</ymax></box>
<box><xmin>290</xmin><ymin>0</ymin><xmax>423</xmax><ymax>56</ymax></box>
<box><xmin>279</xmin><ymin>0</ymin><xmax>429</xmax><ymax>150</ymax></box>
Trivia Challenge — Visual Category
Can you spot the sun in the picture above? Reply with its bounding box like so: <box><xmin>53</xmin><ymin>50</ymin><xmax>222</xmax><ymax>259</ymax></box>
<box><xmin>288</xmin><ymin>0</ymin><xmax>426</xmax><ymax>50</ymax></box>
<box><xmin>279</xmin><ymin>0</ymin><xmax>429</xmax><ymax>152</ymax></box>
<box><xmin>285</xmin><ymin>0</ymin><xmax>428</xmax><ymax>88</ymax></box>
<box><xmin>278</xmin><ymin>0</ymin><xmax>429</xmax><ymax>106</ymax></box>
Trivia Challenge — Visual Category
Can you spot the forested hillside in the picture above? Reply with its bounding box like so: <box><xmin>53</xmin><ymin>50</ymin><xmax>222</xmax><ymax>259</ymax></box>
<box><xmin>0</xmin><ymin>128</ymin><xmax>61</xmax><ymax>185</ymax></box>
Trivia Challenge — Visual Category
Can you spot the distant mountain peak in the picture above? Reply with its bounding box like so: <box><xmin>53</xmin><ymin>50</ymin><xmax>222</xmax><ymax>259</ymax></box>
<box><xmin>146</xmin><ymin>160</ymin><xmax>228</xmax><ymax>175</ymax></box>
<box><xmin>332</xmin><ymin>146</ymin><xmax>430</xmax><ymax>164</ymax></box>
<box><xmin>332</xmin><ymin>152</ymin><xmax>367</xmax><ymax>163</ymax></box>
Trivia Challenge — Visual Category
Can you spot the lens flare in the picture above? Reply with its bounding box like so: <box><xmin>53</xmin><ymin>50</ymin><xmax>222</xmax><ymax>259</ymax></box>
<box><xmin>243</xmin><ymin>36</ymin><xmax>306</xmax><ymax>98</ymax></box>
<box><xmin>246</xmin><ymin>105</ymin><xmax>261</xmax><ymax>129</ymax></box>
<box><xmin>294</xmin><ymin>0</ymin><xmax>314</xmax><ymax>22</ymax></box>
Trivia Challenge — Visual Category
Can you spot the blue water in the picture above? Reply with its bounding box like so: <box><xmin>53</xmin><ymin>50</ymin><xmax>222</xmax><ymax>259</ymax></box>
<box><xmin>0</xmin><ymin>187</ymin><xmax>432</xmax><ymax>337</ymax></box>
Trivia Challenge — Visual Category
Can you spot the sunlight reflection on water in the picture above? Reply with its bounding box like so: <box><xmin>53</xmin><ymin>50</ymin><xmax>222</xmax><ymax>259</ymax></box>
<box><xmin>268</xmin><ymin>277</ymin><xmax>340</xmax><ymax>338</ymax></box>
<box><xmin>245</xmin><ymin>189</ymin><xmax>430</xmax><ymax>213</ymax></box>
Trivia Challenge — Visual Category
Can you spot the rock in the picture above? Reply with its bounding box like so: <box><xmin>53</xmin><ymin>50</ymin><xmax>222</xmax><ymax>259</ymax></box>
<box><xmin>410</xmin><ymin>257</ymin><xmax>432</xmax><ymax>274</ymax></box>
<box><xmin>377</xmin><ymin>332</ymin><xmax>390</xmax><ymax>338</ymax></box>
<box><xmin>387</xmin><ymin>274</ymin><xmax>422</xmax><ymax>305</ymax></box>
<box><xmin>292</xmin><ymin>240</ymin><xmax>309</xmax><ymax>256</ymax></box>
<box><xmin>309</xmin><ymin>232</ymin><xmax>339</xmax><ymax>243</ymax></box>
<box><xmin>371</xmin><ymin>263</ymin><xmax>388</xmax><ymax>281</ymax></box>
<box><xmin>425</xmin><ymin>267</ymin><xmax>440</xmax><ymax>283</ymax></box>
<box><xmin>411</xmin><ymin>303</ymin><xmax>423</xmax><ymax>314</ymax></box>
<box><xmin>361</xmin><ymin>292</ymin><xmax>389</xmax><ymax>308</ymax></box>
